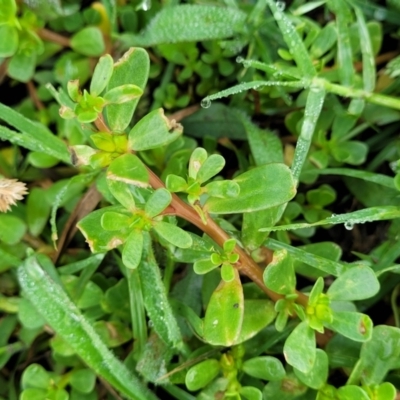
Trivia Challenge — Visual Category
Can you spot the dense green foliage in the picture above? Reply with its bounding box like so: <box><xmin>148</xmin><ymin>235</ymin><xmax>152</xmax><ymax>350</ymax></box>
<box><xmin>1</xmin><ymin>0</ymin><xmax>400</xmax><ymax>399</ymax></box>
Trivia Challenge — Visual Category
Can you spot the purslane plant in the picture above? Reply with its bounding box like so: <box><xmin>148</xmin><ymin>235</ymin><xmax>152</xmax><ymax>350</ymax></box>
<box><xmin>2</xmin><ymin>0</ymin><xmax>400</xmax><ymax>399</ymax></box>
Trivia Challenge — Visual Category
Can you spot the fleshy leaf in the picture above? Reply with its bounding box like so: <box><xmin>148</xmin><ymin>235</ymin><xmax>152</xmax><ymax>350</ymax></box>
<box><xmin>129</xmin><ymin>109</ymin><xmax>183</xmax><ymax>151</ymax></box>
<box><xmin>197</xmin><ymin>154</ymin><xmax>225</xmax><ymax>183</ymax></box>
<box><xmin>185</xmin><ymin>359</ymin><xmax>221</xmax><ymax>391</ymax></box>
<box><xmin>122</xmin><ymin>230</ymin><xmax>143</xmax><ymax>269</ymax></box>
<box><xmin>70</xmin><ymin>27</ymin><xmax>105</xmax><ymax>57</ymax></box>
<box><xmin>203</xmin><ymin>270</ymin><xmax>244</xmax><ymax>346</ymax></box>
<box><xmin>77</xmin><ymin>206</ymin><xmax>130</xmax><ymax>253</ymax></box>
<box><xmin>107</xmin><ymin>153</ymin><xmax>149</xmax><ymax>210</ymax></box>
<box><xmin>283</xmin><ymin>321</ymin><xmax>316</xmax><ymax>373</ymax></box>
<box><xmin>327</xmin><ymin>265</ymin><xmax>379</xmax><ymax>301</ymax></box>
<box><xmin>152</xmin><ymin>221</ymin><xmax>193</xmax><ymax>248</ymax></box>
<box><xmin>90</xmin><ymin>54</ymin><xmax>114</xmax><ymax>97</ymax></box>
<box><xmin>101</xmin><ymin>212</ymin><xmax>132</xmax><ymax>231</ymax></box>
<box><xmin>145</xmin><ymin>188</ymin><xmax>171</xmax><ymax>218</ymax></box>
<box><xmin>263</xmin><ymin>249</ymin><xmax>296</xmax><ymax>295</ymax></box>
<box><xmin>293</xmin><ymin>349</ymin><xmax>328</xmax><ymax>390</ymax></box>
<box><xmin>103</xmin><ymin>84</ymin><xmax>143</xmax><ymax>104</ymax></box>
<box><xmin>327</xmin><ymin>311</ymin><xmax>373</xmax><ymax>342</ymax></box>
<box><xmin>205</xmin><ymin>164</ymin><xmax>296</xmax><ymax>214</ymax></box>
<box><xmin>105</xmin><ymin>47</ymin><xmax>149</xmax><ymax>132</ymax></box>
<box><xmin>242</xmin><ymin>356</ymin><xmax>286</xmax><ymax>381</ymax></box>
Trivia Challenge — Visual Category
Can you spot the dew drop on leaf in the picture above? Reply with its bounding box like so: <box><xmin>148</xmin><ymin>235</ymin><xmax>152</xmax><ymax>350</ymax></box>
<box><xmin>344</xmin><ymin>221</ymin><xmax>354</xmax><ymax>230</ymax></box>
<box><xmin>201</xmin><ymin>98</ymin><xmax>211</xmax><ymax>109</ymax></box>
<box><xmin>236</xmin><ymin>56</ymin><xmax>244</xmax><ymax>63</ymax></box>
<box><xmin>276</xmin><ymin>1</ymin><xmax>286</xmax><ymax>11</ymax></box>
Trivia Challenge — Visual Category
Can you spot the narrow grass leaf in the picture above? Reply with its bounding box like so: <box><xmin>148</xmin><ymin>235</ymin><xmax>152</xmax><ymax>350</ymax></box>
<box><xmin>354</xmin><ymin>7</ymin><xmax>375</xmax><ymax>92</ymax></box>
<box><xmin>261</xmin><ymin>206</ymin><xmax>400</xmax><ymax>232</ymax></box>
<box><xmin>138</xmin><ymin>233</ymin><xmax>184</xmax><ymax>350</ymax></box>
<box><xmin>316</xmin><ymin>168</ymin><xmax>396</xmax><ymax>189</ymax></box>
<box><xmin>291</xmin><ymin>88</ymin><xmax>326</xmax><ymax>184</ymax></box>
<box><xmin>265</xmin><ymin>238</ymin><xmax>346</xmax><ymax>277</ymax></box>
<box><xmin>17</xmin><ymin>255</ymin><xmax>157</xmax><ymax>400</ymax></box>
<box><xmin>328</xmin><ymin>0</ymin><xmax>355</xmax><ymax>86</ymax></box>
<box><xmin>122</xmin><ymin>5</ymin><xmax>246</xmax><ymax>46</ymax></box>
<box><xmin>266</xmin><ymin>0</ymin><xmax>316</xmax><ymax>78</ymax></box>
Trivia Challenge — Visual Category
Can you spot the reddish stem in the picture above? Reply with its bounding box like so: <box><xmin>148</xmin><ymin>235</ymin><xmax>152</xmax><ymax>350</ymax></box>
<box><xmin>37</xmin><ymin>28</ymin><xmax>71</xmax><ymax>47</ymax></box>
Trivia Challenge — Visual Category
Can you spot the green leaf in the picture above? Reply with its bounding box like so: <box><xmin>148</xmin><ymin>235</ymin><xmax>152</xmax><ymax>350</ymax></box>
<box><xmin>129</xmin><ymin>109</ymin><xmax>183</xmax><ymax>151</ymax></box>
<box><xmin>69</xmin><ymin>369</ymin><xmax>96</xmax><ymax>394</ymax></box>
<box><xmin>293</xmin><ymin>349</ymin><xmax>328</xmax><ymax>390</ymax></box>
<box><xmin>101</xmin><ymin>211</ymin><xmax>132</xmax><ymax>231</ymax></box>
<box><xmin>189</xmin><ymin>147</ymin><xmax>208</xmax><ymax>179</ymax></box>
<box><xmin>330</xmin><ymin>141</ymin><xmax>368</xmax><ymax>165</ymax></box>
<box><xmin>194</xmin><ymin>258</ymin><xmax>218</xmax><ymax>275</ymax></box>
<box><xmin>349</xmin><ymin>326</ymin><xmax>400</xmax><ymax>385</ymax></box>
<box><xmin>105</xmin><ymin>47</ymin><xmax>149</xmax><ymax>132</ymax></box>
<box><xmin>327</xmin><ymin>265</ymin><xmax>380</xmax><ymax>301</ymax></box>
<box><xmin>242</xmin><ymin>356</ymin><xmax>285</xmax><ymax>381</ymax></box>
<box><xmin>103</xmin><ymin>84</ymin><xmax>143</xmax><ymax>104</ymax></box>
<box><xmin>0</xmin><ymin>103</ymin><xmax>70</xmax><ymax>164</ymax></box>
<box><xmin>107</xmin><ymin>153</ymin><xmax>149</xmax><ymax>210</ymax></box>
<box><xmin>327</xmin><ymin>311</ymin><xmax>373</xmax><ymax>342</ymax></box>
<box><xmin>166</xmin><ymin>174</ymin><xmax>187</xmax><ymax>192</ymax></box>
<box><xmin>26</xmin><ymin>188</ymin><xmax>51</xmax><ymax>237</ymax></box>
<box><xmin>0</xmin><ymin>24</ymin><xmax>18</xmax><ymax>57</ymax></box>
<box><xmin>205</xmin><ymin>164</ymin><xmax>296</xmax><ymax>214</ymax></box>
<box><xmin>0</xmin><ymin>215</ymin><xmax>26</xmax><ymax>245</ymax></box>
<box><xmin>124</xmin><ymin>5</ymin><xmax>246</xmax><ymax>46</ymax></box>
<box><xmin>18</xmin><ymin>298</ymin><xmax>46</xmax><ymax>330</ymax></box>
<box><xmin>90</xmin><ymin>54</ymin><xmax>114</xmax><ymax>97</ymax></box>
<box><xmin>18</xmin><ymin>255</ymin><xmax>157</xmax><ymax>400</ymax></box>
<box><xmin>77</xmin><ymin>206</ymin><xmax>130</xmax><ymax>253</ymax></box>
<box><xmin>337</xmin><ymin>385</ymin><xmax>370</xmax><ymax>400</ymax></box>
<box><xmin>185</xmin><ymin>359</ymin><xmax>221</xmax><ymax>391</ymax></box>
<box><xmin>122</xmin><ymin>230</ymin><xmax>143</xmax><ymax>270</ymax></box>
<box><xmin>138</xmin><ymin>233</ymin><xmax>184</xmax><ymax>350</ymax></box>
<box><xmin>8</xmin><ymin>50</ymin><xmax>36</xmax><ymax>82</ymax></box>
<box><xmin>197</xmin><ymin>154</ymin><xmax>225</xmax><ymax>183</ymax></box>
<box><xmin>263</xmin><ymin>249</ymin><xmax>296</xmax><ymax>295</ymax></box>
<box><xmin>145</xmin><ymin>188</ymin><xmax>171</xmax><ymax>218</ymax></box>
<box><xmin>240</xmin><ymin>386</ymin><xmax>263</xmax><ymax>400</ymax></box>
<box><xmin>221</xmin><ymin>263</ymin><xmax>235</xmax><ymax>282</ymax></box>
<box><xmin>70</xmin><ymin>27</ymin><xmax>105</xmax><ymax>57</ymax></box>
<box><xmin>21</xmin><ymin>364</ymin><xmax>51</xmax><ymax>389</ymax></box>
<box><xmin>283</xmin><ymin>321</ymin><xmax>316</xmax><ymax>373</ymax></box>
<box><xmin>237</xmin><ymin>299</ymin><xmax>277</xmax><ymax>343</ymax></box>
<box><xmin>153</xmin><ymin>221</ymin><xmax>193</xmax><ymax>248</ymax></box>
<box><xmin>203</xmin><ymin>271</ymin><xmax>243</xmax><ymax>346</ymax></box>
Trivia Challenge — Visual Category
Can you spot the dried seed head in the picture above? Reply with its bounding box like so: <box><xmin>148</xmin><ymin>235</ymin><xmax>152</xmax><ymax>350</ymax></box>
<box><xmin>0</xmin><ymin>179</ymin><xmax>28</xmax><ymax>213</ymax></box>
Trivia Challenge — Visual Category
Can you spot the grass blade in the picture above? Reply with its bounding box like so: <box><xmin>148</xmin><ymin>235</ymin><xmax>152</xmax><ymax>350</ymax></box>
<box><xmin>291</xmin><ymin>88</ymin><xmax>326</xmax><ymax>184</ymax></box>
<box><xmin>0</xmin><ymin>104</ymin><xmax>70</xmax><ymax>164</ymax></box>
<box><xmin>354</xmin><ymin>6</ymin><xmax>375</xmax><ymax>92</ymax></box>
<box><xmin>18</xmin><ymin>255</ymin><xmax>157</xmax><ymax>400</ymax></box>
<box><xmin>266</xmin><ymin>0</ymin><xmax>316</xmax><ymax>78</ymax></box>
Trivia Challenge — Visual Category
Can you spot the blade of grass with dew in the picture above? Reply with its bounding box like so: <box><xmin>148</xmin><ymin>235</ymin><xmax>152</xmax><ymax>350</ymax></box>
<box><xmin>138</xmin><ymin>232</ymin><xmax>186</xmax><ymax>354</ymax></box>
<box><xmin>316</xmin><ymin>168</ymin><xmax>396</xmax><ymax>189</ymax></box>
<box><xmin>260</xmin><ymin>206</ymin><xmax>400</xmax><ymax>232</ymax></box>
<box><xmin>266</xmin><ymin>0</ymin><xmax>316</xmax><ymax>78</ymax></box>
<box><xmin>265</xmin><ymin>238</ymin><xmax>346</xmax><ymax>277</ymax></box>
<box><xmin>17</xmin><ymin>255</ymin><xmax>158</xmax><ymax>400</ymax></box>
<box><xmin>0</xmin><ymin>104</ymin><xmax>70</xmax><ymax>164</ymax></box>
<box><xmin>354</xmin><ymin>6</ymin><xmax>375</xmax><ymax>92</ymax></box>
<box><xmin>126</xmin><ymin>265</ymin><xmax>147</xmax><ymax>358</ymax></box>
<box><xmin>201</xmin><ymin>80</ymin><xmax>305</xmax><ymax>106</ymax></box>
<box><xmin>291</xmin><ymin>87</ymin><xmax>326</xmax><ymax>184</ymax></box>
<box><xmin>328</xmin><ymin>0</ymin><xmax>355</xmax><ymax>87</ymax></box>
<box><xmin>238</xmin><ymin>59</ymin><xmax>302</xmax><ymax>80</ymax></box>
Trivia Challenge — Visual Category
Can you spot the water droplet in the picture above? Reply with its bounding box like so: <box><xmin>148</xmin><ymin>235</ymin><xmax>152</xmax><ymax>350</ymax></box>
<box><xmin>373</xmin><ymin>8</ymin><xmax>386</xmax><ymax>21</ymax></box>
<box><xmin>344</xmin><ymin>221</ymin><xmax>354</xmax><ymax>230</ymax></box>
<box><xmin>201</xmin><ymin>98</ymin><xmax>211</xmax><ymax>109</ymax></box>
<box><xmin>139</xmin><ymin>0</ymin><xmax>151</xmax><ymax>11</ymax></box>
<box><xmin>213</xmin><ymin>319</ymin><xmax>219</xmax><ymax>325</ymax></box>
<box><xmin>236</xmin><ymin>56</ymin><xmax>244</xmax><ymax>63</ymax></box>
<box><xmin>276</xmin><ymin>1</ymin><xmax>286</xmax><ymax>11</ymax></box>
<box><xmin>331</xmin><ymin>214</ymin><xmax>336</xmax><ymax>218</ymax></box>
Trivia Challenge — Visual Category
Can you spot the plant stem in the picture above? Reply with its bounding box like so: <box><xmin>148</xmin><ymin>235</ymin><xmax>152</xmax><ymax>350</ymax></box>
<box><xmin>37</xmin><ymin>28</ymin><xmax>71</xmax><ymax>47</ymax></box>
